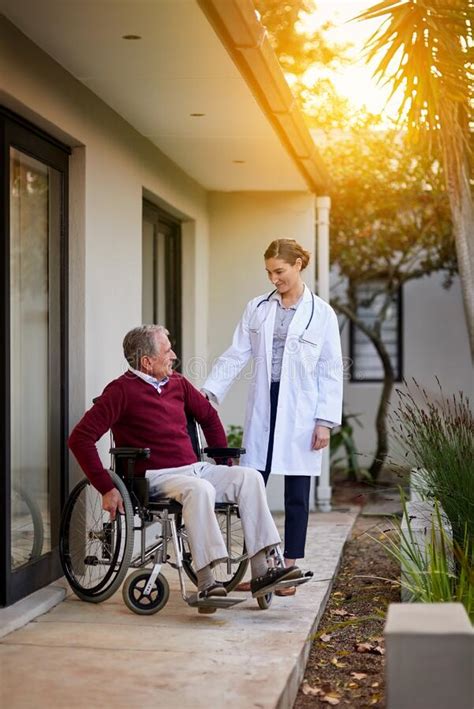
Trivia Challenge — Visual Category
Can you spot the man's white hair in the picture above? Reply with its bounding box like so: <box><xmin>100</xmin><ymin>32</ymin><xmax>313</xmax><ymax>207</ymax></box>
<box><xmin>122</xmin><ymin>325</ymin><xmax>169</xmax><ymax>368</ymax></box>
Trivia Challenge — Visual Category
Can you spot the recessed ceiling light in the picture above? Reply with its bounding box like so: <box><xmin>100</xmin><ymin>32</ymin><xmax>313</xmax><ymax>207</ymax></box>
<box><xmin>122</xmin><ymin>34</ymin><xmax>142</xmax><ymax>40</ymax></box>
<box><xmin>233</xmin><ymin>160</ymin><xmax>246</xmax><ymax>164</ymax></box>
<box><xmin>190</xmin><ymin>113</ymin><xmax>205</xmax><ymax>117</ymax></box>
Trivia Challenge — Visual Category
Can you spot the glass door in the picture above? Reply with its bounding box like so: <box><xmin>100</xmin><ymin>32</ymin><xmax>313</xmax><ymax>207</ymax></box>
<box><xmin>1</xmin><ymin>109</ymin><xmax>69</xmax><ymax>606</ymax></box>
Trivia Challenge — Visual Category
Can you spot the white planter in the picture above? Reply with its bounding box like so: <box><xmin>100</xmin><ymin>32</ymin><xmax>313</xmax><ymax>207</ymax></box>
<box><xmin>384</xmin><ymin>603</ymin><xmax>473</xmax><ymax>709</ymax></box>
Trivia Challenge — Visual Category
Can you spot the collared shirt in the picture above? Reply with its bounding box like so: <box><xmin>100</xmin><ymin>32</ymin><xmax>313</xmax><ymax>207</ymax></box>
<box><xmin>270</xmin><ymin>291</ymin><xmax>336</xmax><ymax>429</ymax></box>
<box><xmin>270</xmin><ymin>290</ymin><xmax>302</xmax><ymax>383</ymax></box>
<box><xmin>130</xmin><ymin>368</ymin><xmax>169</xmax><ymax>394</ymax></box>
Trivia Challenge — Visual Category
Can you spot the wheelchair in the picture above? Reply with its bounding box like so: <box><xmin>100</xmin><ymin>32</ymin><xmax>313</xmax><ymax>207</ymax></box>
<box><xmin>59</xmin><ymin>419</ymin><xmax>286</xmax><ymax>614</ymax></box>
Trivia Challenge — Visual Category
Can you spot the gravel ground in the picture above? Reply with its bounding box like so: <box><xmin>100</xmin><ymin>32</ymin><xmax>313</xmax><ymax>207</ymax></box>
<box><xmin>295</xmin><ymin>510</ymin><xmax>401</xmax><ymax>708</ymax></box>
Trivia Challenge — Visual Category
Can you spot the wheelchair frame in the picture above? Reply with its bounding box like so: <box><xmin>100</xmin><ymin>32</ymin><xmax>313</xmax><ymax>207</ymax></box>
<box><xmin>60</xmin><ymin>421</ymin><xmax>277</xmax><ymax>614</ymax></box>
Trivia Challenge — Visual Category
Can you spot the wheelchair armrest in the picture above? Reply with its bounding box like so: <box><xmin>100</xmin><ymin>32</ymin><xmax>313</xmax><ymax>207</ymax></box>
<box><xmin>204</xmin><ymin>447</ymin><xmax>246</xmax><ymax>458</ymax></box>
<box><xmin>110</xmin><ymin>447</ymin><xmax>151</xmax><ymax>460</ymax></box>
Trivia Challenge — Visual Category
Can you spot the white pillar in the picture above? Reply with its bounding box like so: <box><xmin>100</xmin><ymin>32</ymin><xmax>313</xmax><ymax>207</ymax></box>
<box><xmin>315</xmin><ymin>196</ymin><xmax>332</xmax><ymax>512</ymax></box>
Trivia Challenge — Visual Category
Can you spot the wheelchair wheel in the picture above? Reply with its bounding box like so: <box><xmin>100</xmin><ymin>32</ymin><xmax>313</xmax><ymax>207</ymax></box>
<box><xmin>122</xmin><ymin>569</ymin><xmax>170</xmax><ymax>615</ymax></box>
<box><xmin>11</xmin><ymin>485</ymin><xmax>44</xmax><ymax>569</ymax></box>
<box><xmin>181</xmin><ymin>506</ymin><xmax>248</xmax><ymax>591</ymax></box>
<box><xmin>257</xmin><ymin>592</ymin><xmax>273</xmax><ymax>610</ymax></box>
<box><xmin>60</xmin><ymin>470</ymin><xmax>134</xmax><ymax>603</ymax></box>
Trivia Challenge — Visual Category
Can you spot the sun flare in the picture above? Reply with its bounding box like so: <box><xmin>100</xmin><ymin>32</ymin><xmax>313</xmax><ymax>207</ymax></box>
<box><xmin>297</xmin><ymin>0</ymin><xmax>403</xmax><ymax>119</ymax></box>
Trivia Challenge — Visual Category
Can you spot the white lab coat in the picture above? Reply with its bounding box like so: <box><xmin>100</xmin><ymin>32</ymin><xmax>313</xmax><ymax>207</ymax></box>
<box><xmin>204</xmin><ymin>285</ymin><xmax>343</xmax><ymax>476</ymax></box>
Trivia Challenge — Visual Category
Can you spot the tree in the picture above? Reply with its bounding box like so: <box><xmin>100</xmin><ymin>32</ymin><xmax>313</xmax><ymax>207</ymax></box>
<box><xmin>256</xmin><ymin>1</ymin><xmax>461</xmax><ymax>478</ymax></box>
<box><xmin>326</xmin><ymin>122</ymin><xmax>456</xmax><ymax>478</ymax></box>
<box><xmin>355</xmin><ymin>0</ymin><xmax>474</xmax><ymax>358</ymax></box>
<box><xmin>254</xmin><ymin>0</ymin><xmax>351</xmax><ymax>129</ymax></box>
<box><xmin>254</xmin><ymin>0</ymin><xmax>340</xmax><ymax>74</ymax></box>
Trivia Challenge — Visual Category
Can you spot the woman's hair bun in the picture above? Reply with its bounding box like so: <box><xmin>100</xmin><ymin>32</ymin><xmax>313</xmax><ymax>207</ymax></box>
<box><xmin>264</xmin><ymin>238</ymin><xmax>311</xmax><ymax>270</ymax></box>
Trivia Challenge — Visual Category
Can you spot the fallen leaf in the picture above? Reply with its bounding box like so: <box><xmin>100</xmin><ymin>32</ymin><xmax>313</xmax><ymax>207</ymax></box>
<box><xmin>370</xmin><ymin>694</ymin><xmax>382</xmax><ymax>704</ymax></box>
<box><xmin>320</xmin><ymin>633</ymin><xmax>332</xmax><ymax>642</ymax></box>
<box><xmin>347</xmin><ymin>682</ymin><xmax>358</xmax><ymax>688</ymax></box>
<box><xmin>320</xmin><ymin>692</ymin><xmax>341</xmax><ymax>706</ymax></box>
<box><xmin>371</xmin><ymin>682</ymin><xmax>380</xmax><ymax>688</ymax></box>
<box><xmin>333</xmin><ymin>591</ymin><xmax>343</xmax><ymax>597</ymax></box>
<box><xmin>355</xmin><ymin>642</ymin><xmax>374</xmax><ymax>653</ymax></box>
<box><xmin>350</xmin><ymin>672</ymin><xmax>367</xmax><ymax>681</ymax></box>
<box><xmin>301</xmin><ymin>681</ymin><xmax>322</xmax><ymax>696</ymax></box>
<box><xmin>355</xmin><ymin>640</ymin><xmax>386</xmax><ymax>655</ymax></box>
<box><xmin>331</xmin><ymin>608</ymin><xmax>350</xmax><ymax>617</ymax></box>
<box><xmin>331</xmin><ymin>657</ymin><xmax>347</xmax><ymax>669</ymax></box>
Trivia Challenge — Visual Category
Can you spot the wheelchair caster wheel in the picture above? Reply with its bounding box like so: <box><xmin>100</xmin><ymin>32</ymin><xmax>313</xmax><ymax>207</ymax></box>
<box><xmin>122</xmin><ymin>569</ymin><xmax>170</xmax><ymax>615</ymax></box>
<box><xmin>257</xmin><ymin>592</ymin><xmax>273</xmax><ymax>610</ymax></box>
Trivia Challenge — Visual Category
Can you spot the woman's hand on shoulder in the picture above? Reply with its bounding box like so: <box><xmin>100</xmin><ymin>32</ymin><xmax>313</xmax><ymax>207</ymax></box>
<box><xmin>311</xmin><ymin>424</ymin><xmax>330</xmax><ymax>451</ymax></box>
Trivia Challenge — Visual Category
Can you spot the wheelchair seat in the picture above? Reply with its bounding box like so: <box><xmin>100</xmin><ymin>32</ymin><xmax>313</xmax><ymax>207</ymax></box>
<box><xmin>148</xmin><ymin>497</ymin><xmax>184</xmax><ymax>514</ymax></box>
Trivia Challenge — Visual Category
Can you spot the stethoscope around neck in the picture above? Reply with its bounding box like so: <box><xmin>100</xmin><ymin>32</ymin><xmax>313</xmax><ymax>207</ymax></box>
<box><xmin>249</xmin><ymin>288</ymin><xmax>318</xmax><ymax>346</ymax></box>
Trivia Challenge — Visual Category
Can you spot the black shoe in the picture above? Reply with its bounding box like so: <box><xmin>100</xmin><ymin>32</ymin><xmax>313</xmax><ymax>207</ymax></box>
<box><xmin>250</xmin><ymin>566</ymin><xmax>301</xmax><ymax>596</ymax></box>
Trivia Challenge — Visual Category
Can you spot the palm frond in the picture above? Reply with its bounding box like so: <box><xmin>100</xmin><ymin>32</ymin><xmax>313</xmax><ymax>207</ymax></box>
<box><xmin>352</xmin><ymin>0</ymin><xmax>408</xmax><ymax>23</ymax></box>
<box><xmin>354</xmin><ymin>0</ymin><xmax>470</xmax><ymax>136</ymax></box>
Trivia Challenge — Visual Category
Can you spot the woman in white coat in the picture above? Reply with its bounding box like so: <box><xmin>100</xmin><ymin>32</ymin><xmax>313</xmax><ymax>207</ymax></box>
<box><xmin>203</xmin><ymin>239</ymin><xmax>343</xmax><ymax>594</ymax></box>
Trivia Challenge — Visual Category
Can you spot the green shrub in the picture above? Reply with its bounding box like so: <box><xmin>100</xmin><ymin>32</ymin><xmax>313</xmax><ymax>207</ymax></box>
<box><xmin>392</xmin><ymin>380</ymin><xmax>474</xmax><ymax>548</ymax></box>
<box><xmin>375</xmin><ymin>495</ymin><xmax>474</xmax><ymax>621</ymax></box>
<box><xmin>226</xmin><ymin>424</ymin><xmax>243</xmax><ymax>449</ymax></box>
<box><xmin>330</xmin><ymin>412</ymin><xmax>363</xmax><ymax>480</ymax></box>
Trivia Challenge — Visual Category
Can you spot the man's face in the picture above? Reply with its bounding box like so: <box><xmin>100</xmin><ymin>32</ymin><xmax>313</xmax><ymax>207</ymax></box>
<box><xmin>141</xmin><ymin>332</ymin><xmax>176</xmax><ymax>379</ymax></box>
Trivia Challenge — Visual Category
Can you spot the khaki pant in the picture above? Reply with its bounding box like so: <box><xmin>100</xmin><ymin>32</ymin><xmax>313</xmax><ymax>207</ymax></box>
<box><xmin>145</xmin><ymin>463</ymin><xmax>281</xmax><ymax>571</ymax></box>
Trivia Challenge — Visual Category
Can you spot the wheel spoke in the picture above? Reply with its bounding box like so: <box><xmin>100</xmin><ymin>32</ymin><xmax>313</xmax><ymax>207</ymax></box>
<box><xmin>60</xmin><ymin>473</ymin><xmax>134</xmax><ymax>601</ymax></box>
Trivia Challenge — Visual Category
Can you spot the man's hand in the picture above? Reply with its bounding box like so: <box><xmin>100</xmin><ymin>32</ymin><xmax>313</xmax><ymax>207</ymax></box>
<box><xmin>311</xmin><ymin>424</ymin><xmax>330</xmax><ymax>451</ymax></box>
<box><xmin>102</xmin><ymin>488</ymin><xmax>124</xmax><ymax>520</ymax></box>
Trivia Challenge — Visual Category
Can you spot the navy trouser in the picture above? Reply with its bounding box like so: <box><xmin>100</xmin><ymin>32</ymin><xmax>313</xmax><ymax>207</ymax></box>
<box><xmin>259</xmin><ymin>381</ymin><xmax>311</xmax><ymax>560</ymax></box>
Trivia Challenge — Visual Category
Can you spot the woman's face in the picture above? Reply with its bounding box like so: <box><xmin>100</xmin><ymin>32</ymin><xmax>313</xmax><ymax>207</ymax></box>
<box><xmin>265</xmin><ymin>257</ymin><xmax>302</xmax><ymax>295</ymax></box>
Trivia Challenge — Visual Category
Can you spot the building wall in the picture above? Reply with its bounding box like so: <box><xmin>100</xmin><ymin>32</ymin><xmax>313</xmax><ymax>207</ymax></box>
<box><xmin>3</xmin><ymin>17</ymin><xmax>469</xmax><ymax>511</ymax></box>
<box><xmin>341</xmin><ymin>272</ymin><xmax>473</xmax><ymax>471</ymax></box>
<box><xmin>0</xmin><ymin>17</ymin><xmax>210</xmax><ymax>482</ymax></box>
<box><xmin>206</xmin><ymin>191</ymin><xmax>315</xmax><ymax>510</ymax></box>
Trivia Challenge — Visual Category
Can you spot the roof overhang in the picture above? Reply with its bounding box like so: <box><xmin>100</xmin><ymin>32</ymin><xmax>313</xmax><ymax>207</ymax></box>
<box><xmin>0</xmin><ymin>0</ymin><xmax>328</xmax><ymax>193</ymax></box>
<box><xmin>198</xmin><ymin>0</ymin><xmax>330</xmax><ymax>193</ymax></box>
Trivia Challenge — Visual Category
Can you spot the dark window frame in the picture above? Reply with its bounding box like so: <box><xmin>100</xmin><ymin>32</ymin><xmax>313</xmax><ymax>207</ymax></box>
<box><xmin>142</xmin><ymin>199</ymin><xmax>182</xmax><ymax>363</ymax></box>
<box><xmin>0</xmin><ymin>107</ymin><xmax>70</xmax><ymax>607</ymax></box>
<box><xmin>349</xmin><ymin>281</ymin><xmax>403</xmax><ymax>384</ymax></box>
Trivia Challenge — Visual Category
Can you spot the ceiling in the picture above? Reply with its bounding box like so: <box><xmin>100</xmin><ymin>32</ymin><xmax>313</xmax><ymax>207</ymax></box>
<box><xmin>0</xmin><ymin>0</ymin><xmax>308</xmax><ymax>191</ymax></box>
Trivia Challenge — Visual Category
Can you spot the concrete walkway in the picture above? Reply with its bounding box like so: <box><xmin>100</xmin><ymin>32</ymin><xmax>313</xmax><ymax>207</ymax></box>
<box><xmin>0</xmin><ymin>509</ymin><xmax>357</xmax><ymax>709</ymax></box>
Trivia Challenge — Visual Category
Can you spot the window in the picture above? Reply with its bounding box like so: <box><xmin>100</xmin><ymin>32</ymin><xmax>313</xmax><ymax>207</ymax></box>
<box><xmin>142</xmin><ymin>200</ymin><xmax>182</xmax><ymax>361</ymax></box>
<box><xmin>349</xmin><ymin>281</ymin><xmax>403</xmax><ymax>382</ymax></box>
<box><xmin>1</xmin><ymin>107</ymin><xmax>69</xmax><ymax>606</ymax></box>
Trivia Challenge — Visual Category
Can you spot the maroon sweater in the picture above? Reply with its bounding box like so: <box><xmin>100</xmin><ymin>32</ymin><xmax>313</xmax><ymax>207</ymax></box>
<box><xmin>68</xmin><ymin>372</ymin><xmax>227</xmax><ymax>494</ymax></box>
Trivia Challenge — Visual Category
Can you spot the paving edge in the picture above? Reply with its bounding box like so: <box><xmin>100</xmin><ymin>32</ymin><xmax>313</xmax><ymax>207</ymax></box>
<box><xmin>276</xmin><ymin>516</ymin><xmax>357</xmax><ymax>709</ymax></box>
<box><xmin>0</xmin><ymin>583</ymin><xmax>67</xmax><ymax>639</ymax></box>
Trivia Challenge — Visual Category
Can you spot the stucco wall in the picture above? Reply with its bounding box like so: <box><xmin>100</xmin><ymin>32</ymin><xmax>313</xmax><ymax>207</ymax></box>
<box><xmin>206</xmin><ymin>191</ymin><xmax>315</xmax><ymax>510</ymax></box>
<box><xmin>0</xmin><ymin>17</ymin><xmax>210</xmax><ymax>481</ymax></box>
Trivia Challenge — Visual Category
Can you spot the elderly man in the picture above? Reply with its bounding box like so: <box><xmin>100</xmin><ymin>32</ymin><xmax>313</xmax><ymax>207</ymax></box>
<box><xmin>69</xmin><ymin>325</ymin><xmax>300</xmax><ymax>601</ymax></box>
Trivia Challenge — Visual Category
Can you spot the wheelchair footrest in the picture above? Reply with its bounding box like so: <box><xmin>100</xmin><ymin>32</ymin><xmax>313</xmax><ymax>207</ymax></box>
<box><xmin>186</xmin><ymin>596</ymin><xmax>245</xmax><ymax>609</ymax></box>
<box><xmin>252</xmin><ymin>570</ymin><xmax>313</xmax><ymax>598</ymax></box>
